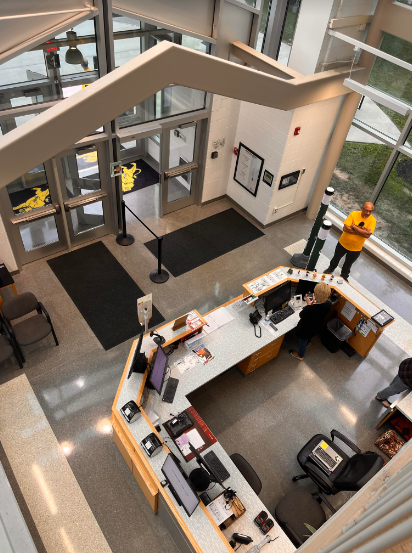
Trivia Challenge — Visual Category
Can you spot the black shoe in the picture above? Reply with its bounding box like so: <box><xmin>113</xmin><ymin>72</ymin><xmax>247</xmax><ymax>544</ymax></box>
<box><xmin>324</xmin><ymin>268</ymin><xmax>332</xmax><ymax>274</ymax></box>
<box><xmin>342</xmin><ymin>275</ymin><xmax>349</xmax><ymax>282</ymax></box>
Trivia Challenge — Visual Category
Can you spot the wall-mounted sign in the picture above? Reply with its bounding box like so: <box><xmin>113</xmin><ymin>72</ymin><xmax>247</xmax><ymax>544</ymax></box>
<box><xmin>262</xmin><ymin>169</ymin><xmax>274</xmax><ymax>187</ymax></box>
<box><xmin>233</xmin><ymin>143</ymin><xmax>264</xmax><ymax>197</ymax></box>
<box><xmin>278</xmin><ymin>170</ymin><xmax>301</xmax><ymax>190</ymax></box>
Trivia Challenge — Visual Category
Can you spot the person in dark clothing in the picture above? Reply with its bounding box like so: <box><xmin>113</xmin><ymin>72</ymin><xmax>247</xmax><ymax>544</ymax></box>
<box><xmin>289</xmin><ymin>282</ymin><xmax>332</xmax><ymax>360</ymax></box>
<box><xmin>375</xmin><ymin>358</ymin><xmax>412</xmax><ymax>408</ymax></box>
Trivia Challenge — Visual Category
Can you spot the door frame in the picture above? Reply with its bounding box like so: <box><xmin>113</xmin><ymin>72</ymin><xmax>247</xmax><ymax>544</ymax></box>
<box><xmin>0</xmin><ymin>159</ymin><xmax>69</xmax><ymax>267</ymax></box>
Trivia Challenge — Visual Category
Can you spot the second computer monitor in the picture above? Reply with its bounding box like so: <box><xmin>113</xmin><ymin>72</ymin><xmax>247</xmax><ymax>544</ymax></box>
<box><xmin>264</xmin><ymin>280</ymin><xmax>291</xmax><ymax>315</ymax></box>
<box><xmin>148</xmin><ymin>346</ymin><xmax>168</xmax><ymax>395</ymax></box>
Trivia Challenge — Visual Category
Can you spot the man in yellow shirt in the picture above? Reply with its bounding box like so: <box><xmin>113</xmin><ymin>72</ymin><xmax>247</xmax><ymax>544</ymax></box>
<box><xmin>324</xmin><ymin>202</ymin><xmax>376</xmax><ymax>281</ymax></box>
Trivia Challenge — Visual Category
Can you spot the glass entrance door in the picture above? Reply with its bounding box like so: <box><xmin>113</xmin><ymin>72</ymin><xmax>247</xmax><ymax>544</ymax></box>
<box><xmin>161</xmin><ymin>121</ymin><xmax>201</xmax><ymax>215</ymax></box>
<box><xmin>0</xmin><ymin>141</ymin><xmax>114</xmax><ymax>267</ymax></box>
<box><xmin>0</xmin><ymin>160</ymin><xmax>68</xmax><ymax>264</ymax></box>
<box><xmin>56</xmin><ymin>142</ymin><xmax>112</xmax><ymax>246</ymax></box>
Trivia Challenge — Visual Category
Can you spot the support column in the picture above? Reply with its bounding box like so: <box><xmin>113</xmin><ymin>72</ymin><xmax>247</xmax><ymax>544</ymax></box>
<box><xmin>306</xmin><ymin>0</ymin><xmax>388</xmax><ymax>220</ymax></box>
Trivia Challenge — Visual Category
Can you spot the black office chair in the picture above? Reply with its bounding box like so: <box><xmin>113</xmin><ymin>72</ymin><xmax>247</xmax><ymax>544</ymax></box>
<box><xmin>230</xmin><ymin>453</ymin><xmax>262</xmax><ymax>495</ymax></box>
<box><xmin>2</xmin><ymin>292</ymin><xmax>59</xmax><ymax>362</ymax></box>
<box><xmin>292</xmin><ymin>429</ymin><xmax>384</xmax><ymax>495</ymax></box>
<box><xmin>275</xmin><ymin>488</ymin><xmax>335</xmax><ymax>547</ymax></box>
<box><xmin>0</xmin><ymin>316</ymin><xmax>23</xmax><ymax>369</ymax></box>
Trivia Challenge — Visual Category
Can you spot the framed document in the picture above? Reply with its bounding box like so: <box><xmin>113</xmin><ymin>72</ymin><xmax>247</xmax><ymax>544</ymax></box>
<box><xmin>262</xmin><ymin>169</ymin><xmax>274</xmax><ymax>187</ymax></box>
<box><xmin>279</xmin><ymin>170</ymin><xmax>301</xmax><ymax>190</ymax></box>
<box><xmin>234</xmin><ymin>143</ymin><xmax>264</xmax><ymax>197</ymax></box>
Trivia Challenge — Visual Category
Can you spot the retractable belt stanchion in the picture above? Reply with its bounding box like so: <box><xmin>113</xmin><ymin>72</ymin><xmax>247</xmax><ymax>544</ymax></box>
<box><xmin>116</xmin><ymin>200</ymin><xmax>135</xmax><ymax>246</ymax></box>
<box><xmin>117</xmin><ymin>202</ymin><xmax>169</xmax><ymax>284</ymax></box>
<box><xmin>306</xmin><ymin>220</ymin><xmax>332</xmax><ymax>271</ymax></box>
<box><xmin>291</xmin><ymin>187</ymin><xmax>334</xmax><ymax>268</ymax></box>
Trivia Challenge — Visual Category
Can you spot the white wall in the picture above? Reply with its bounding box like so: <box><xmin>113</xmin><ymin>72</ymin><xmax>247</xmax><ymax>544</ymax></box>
<box><xmin>227</xmin><ymin>102</ymin><xmax>292</xmax><ymax>225</ymax></box>
<box><xmin>266</xmin><ymin>95</ymin><xmax>345</xmax><ymax>224</ymax></box>
<box><xmin>202</xmin><ymin>95</ymin><xmax>241</xmax><ymax>203</ymax></box>
<box><xmin>0</xmin><ymin>214</ymin><xmax>17</xmax><ymax>272</ymax></box>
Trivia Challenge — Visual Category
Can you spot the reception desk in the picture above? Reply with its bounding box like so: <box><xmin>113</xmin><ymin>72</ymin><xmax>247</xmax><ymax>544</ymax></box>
<box><xmin>111</xmin><ymin>267</ymin><xmax>393</xmax><ymax>553</ymax></box>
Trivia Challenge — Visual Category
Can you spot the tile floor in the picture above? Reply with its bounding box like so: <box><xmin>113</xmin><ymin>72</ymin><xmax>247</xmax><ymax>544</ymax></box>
<box><xmin>0</xmin><ymin>196</ymin><xmax>410</xmax><ymax>553</ymax></box>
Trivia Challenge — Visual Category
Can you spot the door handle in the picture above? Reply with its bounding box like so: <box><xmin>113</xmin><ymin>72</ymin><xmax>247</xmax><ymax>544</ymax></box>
<box><xmin>11</xmin><ymin>204</ymin><xmax>59</xmax><ymax>225</ymax></box>
<box><xmin>54</xmin><ymin>204</ymin><xmax>61</xmax><ymax>215</ymax></box>
<box><xmin>164</xmin><ymin>162</ymin><xmax>197</xmax><ymax>180</ymax></box>
<box><xmin>64</xmin><ymin>191</ymin><xmax>107</xmax><ymax>212</ymax></box>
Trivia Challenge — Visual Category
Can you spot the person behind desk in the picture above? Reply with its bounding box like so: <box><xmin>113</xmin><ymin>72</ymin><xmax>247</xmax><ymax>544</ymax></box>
<box><xmin>289</xmin><ymin>283</ymin><xmax>332</xmax><ymax>361</ymax></box>
<box><xmin>376</xmin><ymin>358</ymin><xmax>412</xmax><ymax>408</ymax></box>
<box><xmin>324</xmin><ymin>202</ymin><xmax>376</xmax><ymax>281</ymax></box>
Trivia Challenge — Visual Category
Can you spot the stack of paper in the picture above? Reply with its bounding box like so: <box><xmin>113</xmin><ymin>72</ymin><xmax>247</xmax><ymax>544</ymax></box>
<box><xmin>175</xmin><ymin>428</ymin><xmax>205</xmax><ymax>456</ymax></box>
<box><xmin>206</xmin><ymin>494</ymin><xmax>234</xmax><ymax>526</ymax></box>
<box><xmin>173</xmin><ymin>354</ymin><xmax>199</xmax><ymax>374</ymax></box>
<box><xmin>203</xmin><ymin>307</ymin><xmax>234</xmax><ymax>334</ymax></box>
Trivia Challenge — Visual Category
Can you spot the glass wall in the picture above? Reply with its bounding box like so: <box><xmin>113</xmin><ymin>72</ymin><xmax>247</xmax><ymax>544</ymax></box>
<box><xmin>331</xmin><ymin>34</ymin><xmax>412</xmax><ymax>262</ymax></box>
<box><xmin>112</xmin><ymin>15</ymin><xmax>209</xmax><ymax>128</ymax></box>
<box><xmin>0</xmin><ymin>20</ymin><xmax>99</xmax><ymax>111</ymax></box>
<box><xmin>277</xmin><ymin>0</ymin><xmax>301</xmax><ymax>65</ymax></box>
<box><xmin>257</xmin><ymin>0</ymin><xmax>272</xmax><ymax>53</ymax></box>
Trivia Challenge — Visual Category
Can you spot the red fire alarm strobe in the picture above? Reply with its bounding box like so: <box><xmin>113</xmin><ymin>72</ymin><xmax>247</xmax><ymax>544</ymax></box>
<box><xmin>294</xmin><ymin>127</ymin><xmax>301</xmax><ymax>136</ymax></box>
<box><xmin>233</xmin><ymin>146</ymin><xmax>239</xmax><ymax>155</ymax></box>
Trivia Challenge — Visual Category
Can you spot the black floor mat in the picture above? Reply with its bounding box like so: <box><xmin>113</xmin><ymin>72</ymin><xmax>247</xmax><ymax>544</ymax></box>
<box><xmin>122</xmin><ymin>159</ymin><xmax>159</xmax><ymax>195</ymax></box>
<box><xmin>47</xmin><ymin>241</ymin><xmax>164</xmax><ymax>350</ymax></box>
<box><xmin>144</xmin><ymin>208</ymin><xmax>265</xmax><ymax>277</ymax></box>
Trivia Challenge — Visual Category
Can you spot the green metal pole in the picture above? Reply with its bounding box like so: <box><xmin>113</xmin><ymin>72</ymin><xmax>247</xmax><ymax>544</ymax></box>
<box><xmin>291</xmin><ymin>187</ymin><xmax>334</xmax><ymax>268</ymax></box>
<box><xmin>306</xmin><ymin>220</ymin><xmax>332</xmax><ymax>271</ymax></box>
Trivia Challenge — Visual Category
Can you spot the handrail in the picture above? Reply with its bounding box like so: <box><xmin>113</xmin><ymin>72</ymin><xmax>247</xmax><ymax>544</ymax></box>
<box><xmin>0</xmin><ymin>41</ymin><xmax>364</xmax><ymax>189</ymax></box>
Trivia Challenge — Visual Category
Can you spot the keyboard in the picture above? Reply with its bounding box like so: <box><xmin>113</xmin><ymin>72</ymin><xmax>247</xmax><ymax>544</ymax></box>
<box><xmin>162</xmin><ymin>377</ymin><xmax>179</xmax><ymax>403</ymax></box>
<box><xmin>314</xmin><ymin>446</ymin><xmax>337</xmax><ymax>470</ymax></box>
<box><xmin>204</xmin><ymin>450</ymin><xmax>230</xmax><ymax>482</ymax></box>
<box><xmin>270</xmin><ymin>305</ymin><xmax>295</xmax><ymax>324</ymax></box>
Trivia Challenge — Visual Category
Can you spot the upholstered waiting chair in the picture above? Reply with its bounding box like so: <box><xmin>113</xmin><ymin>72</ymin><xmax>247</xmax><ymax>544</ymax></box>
<box><xmin>0</xmin><ymin>317</ymin><xmax>23</xmax><ymax>369</ymax></box>
<box><xmin>2</xmin><ymin>292</ymin><xmax>58</xmax><ymax>362</ymax></box>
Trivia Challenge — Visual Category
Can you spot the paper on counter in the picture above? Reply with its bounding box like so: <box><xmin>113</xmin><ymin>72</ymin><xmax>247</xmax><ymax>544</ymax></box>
<box><xmin>206</xmin><ymin>494</ymin><xmax>234</xmax><ymax>526</ymax></box>
<box><xmin>174</xmin><ymin>354</ymin><xmax>199</xmax><ymax>374</ymax></box>
<box><xmin>175</xmin><ymin>428</ymin><xmax>205</xmax><ymax>456</ymax></box>
<box><xmin>341</xmin><ymin>300</ymin><xmax>356</xmax><ymax>322</ymax></box>
<box><xmin>203</xmin><ymin>307</ymin><xmax>234</xmax><ymax>334</ymax></box>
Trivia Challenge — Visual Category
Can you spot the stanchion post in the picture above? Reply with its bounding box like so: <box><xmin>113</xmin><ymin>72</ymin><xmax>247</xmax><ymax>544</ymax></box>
<box><xmin>116</xmin><ymin>200</ymin><xmax>135</xmax><ymax>246</ymax></box>
<box><xmin>150</xmin><ymin>237</ymin><xmax>169</xmax><ymax>283</ymax></box>
<box><xmin>306</xmin><ymin>220</ymin><xmax>332</xmax><ymax>271</ymax></box>
<box><xmin>291</xmin><ymin>187</ymin><xmax>334</xmax><ymax>268</ymax></box>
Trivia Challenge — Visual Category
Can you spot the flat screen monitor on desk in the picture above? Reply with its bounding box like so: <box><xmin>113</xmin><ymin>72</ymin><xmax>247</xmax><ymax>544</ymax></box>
<box><xmin>148</xmin><ymin>346</ymin><xmax>168</xmax><ymax>394</ymax></box>
<box><xmin>263</xmin><ymin>280</ymin><xmax>291</xmax><ymax>315</ymax></box>
<box><xmin>295</xmin><ymin>279</ymin><xmax>316</xmax><ymax>299</ymax></box>
<box><xmin>127</xmin><ymin>331</ymin><xmax>148</xmax><ymax>379</ymax></box>
<box><xmin>161</xmin><ymin>454</ymin><xmax>200</xmax><ymax>517</ymax></box>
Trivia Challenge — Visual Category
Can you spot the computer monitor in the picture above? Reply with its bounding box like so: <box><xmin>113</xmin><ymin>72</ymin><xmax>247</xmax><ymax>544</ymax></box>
<box><xmin>148</xmin><ymin>345</ymin><xmax>168</xmax><ymax>394</ymax></box>
<box><xmin>295</xmin><ymin>279</ymin><xmax>316</xmax><ymax>298</ymax></box>
<box><xmin>161</xmin><ymin>454</ymin><xmax>200</xmax><ymax>517</ymax></box>
<box><xmin>263</xmin><ymin>280</ymin><xmax>292</xmax><ymax>315</ymax></box>
<box><xmin>127</xmin><ymin>331</ymin><xmax>148</xmax><ymax>379</ymax></box>
<box><xmin>188</xmin><ymin>443</ymin><xmax>225</xmax><ymax>490</ymax></box>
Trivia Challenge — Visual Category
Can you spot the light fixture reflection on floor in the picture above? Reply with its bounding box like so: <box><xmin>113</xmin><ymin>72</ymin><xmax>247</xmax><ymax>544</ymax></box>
<box><xmin>60</xmin><ymin>441</ymin><xmax>74</xmax><ymax>456</ymax></box>
<box><xmin>97</xmin><ymin>418</ymin><xmax>112</xmax><ymax>434</ymax></box>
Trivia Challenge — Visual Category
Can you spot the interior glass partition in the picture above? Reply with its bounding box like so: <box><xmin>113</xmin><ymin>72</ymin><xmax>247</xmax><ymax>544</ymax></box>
<box><xmin>277</xmin><ymin>0</ymin><xmax>301</xmax><ymax>65</ymax></box>
<box><xmin>112</xmin><ymin>15</ymin><xmax>209</xmax><ymax>128</ymax></box>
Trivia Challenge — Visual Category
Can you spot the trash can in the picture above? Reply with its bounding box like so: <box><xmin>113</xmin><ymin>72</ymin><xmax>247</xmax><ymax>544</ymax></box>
<box><xmin>321</xmin><ymin>319</ymin><xmax>352</xmax><ymax>353</ymax></box>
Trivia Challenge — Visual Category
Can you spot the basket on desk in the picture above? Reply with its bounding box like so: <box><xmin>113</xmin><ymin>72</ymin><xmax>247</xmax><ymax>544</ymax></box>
<box><xmin>375</xmin><ymin>430</ymin><xmax>404</xmax><ymax>458</ymax></box>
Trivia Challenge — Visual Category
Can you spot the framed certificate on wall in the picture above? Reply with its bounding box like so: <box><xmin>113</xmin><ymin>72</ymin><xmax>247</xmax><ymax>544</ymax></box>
<box><xmin>233</xmin><ymin>143</ymin><xmax>264</xmax><ymax>197</ymax></box>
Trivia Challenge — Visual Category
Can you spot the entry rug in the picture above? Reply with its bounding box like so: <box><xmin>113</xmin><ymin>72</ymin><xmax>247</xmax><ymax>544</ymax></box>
<box><xmin>144</xmin><ymin>208</ymin><xmax>265</xmax><ymax>277</ymax></box>
<box><xmin>122</xmin><ymin>159</ymin><xmax>159</xmax><ymax>194</ymax></box>
<box><xmin>47</xmin><ymin>241</ymin><xmax>164</xmax><ymax>350</ymax></box>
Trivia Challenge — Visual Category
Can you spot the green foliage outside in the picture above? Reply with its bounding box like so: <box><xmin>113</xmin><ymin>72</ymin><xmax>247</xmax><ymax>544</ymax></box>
<box><xmin>259</xmin><ymin>0</ymin><xmax>272</xmax><ymax>34</ymax></box>
<box><xmin>281</xmin><ymin>1</ymin><xmax>300</xmax><ymax>46</ymax></box>
<box><xmin>368</xmin><ymin>33</ymin><xmax>412</xmax><ymax>129</ymax></box>
<box><xmin>332</xmin><ymin>143</ymin><xmax>412</xmax><ymax>260</ymax></box>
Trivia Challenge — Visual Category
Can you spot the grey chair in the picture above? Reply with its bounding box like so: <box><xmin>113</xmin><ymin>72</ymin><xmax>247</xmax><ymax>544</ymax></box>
<box><xmin>274</xmin><ymin>488</ymin><xmax>335</xmax><ymax>547</ymax></box>
<box><xmin>0</xmin><ymin>317</ymin><xmax>23</xmax><ymax>369</ymax></box>
<box><xmin>2</xmin><ymin>292</ymin><xmax>58</xmax><ymax>362</ymax></box>
<box><xmin>230</xmin><ymin>453</ymin><xmax>262</xmax><ymax>496</ymax></box>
